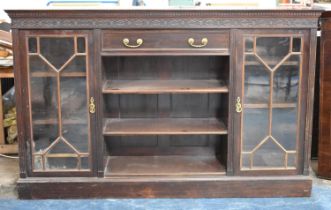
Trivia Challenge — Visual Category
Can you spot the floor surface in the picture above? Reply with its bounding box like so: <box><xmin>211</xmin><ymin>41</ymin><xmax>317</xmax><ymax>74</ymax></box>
<box><xmin>0</xmin><ymin>157</ymin><xmax>331</xmax><ymax>210</ymax></box>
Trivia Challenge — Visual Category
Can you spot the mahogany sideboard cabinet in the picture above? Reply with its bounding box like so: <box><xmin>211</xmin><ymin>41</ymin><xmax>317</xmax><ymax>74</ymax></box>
<box><xmin>6</xmin><ymin>9</ymin><xmax>321</xmax><ymax>199</ymax></box>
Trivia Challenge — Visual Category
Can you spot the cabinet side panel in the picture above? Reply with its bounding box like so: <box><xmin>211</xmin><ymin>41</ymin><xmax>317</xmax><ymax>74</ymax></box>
<box><xmin>318</xmin><ymin>28</ymin><xmax>331</xmax><ymax>178</ymax></box>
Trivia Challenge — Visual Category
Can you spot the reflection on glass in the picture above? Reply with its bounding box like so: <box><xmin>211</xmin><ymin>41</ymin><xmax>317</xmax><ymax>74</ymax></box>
<box><xmin>30</xmin><ymin>77</ymin><xmax>58</xmax><ymax>124</ymax></box>
<box><xmin>273</xmin><ymin>55</ymin><xmax>300</xmax><ymax>103</ymax></box>
<box><xmin>28</xmin><ymin>37</ymin><xmax>37</xmax><ymax>53</ymax></box>
<box><xmin>245</xmin><ymin>37</ymin><xmax>254</xmax><ymax>53</ymax></box>
<box><xmin>253</xmin><ymin>138</ymin><xmax>285</xmax><ymax>167</ymax></box>
<box><xmin>242</xmin><ymin>35</ymin><xmax>301</xmax><ymax>171</ymax></box>
<box><xmin>29</xmin><ymin>55</ymin><xmax>57</xmax><ymax>74</ymax></box>
<box><xmin>241</xmin><ymin>153</ymin><xmax>251</xmax><ymax>168</ymax></box>
<box><xmin>256</xmin><ymin>37</ymin><xmax>290</xmax><ymax>68</ymax></box>
<box><xmin>62</xmin><ymin>125</ymin><xmax>89</xmax><ymax>153</ymax></box>
<box><xmin>81</xmin><ymin>157</ymin><xmax>89</xmax><ymax>169</ymax></box>
<box><xmin>29</xmin><ymin>36</ymin><xmax>90</xmax><ymax>171</ymax></box>
<box><xmin>272</xmin><ymin>108</ymin><xmax>297</xmax><ymax>151</ymax></box>
<box><xmin>77</xmin><ymin>37</ymin><xmax>86</xmax><ymax>53</ymax></box>
<box><xmin>48</xmin><ymin>139</ymin><xmax>76</xmax><ymax>154</ymax></box>
<box><xmin>244</xmin><ymin>55</ymin><xmax>270</xmax><ymax>104</ymax></box>
<box><xmin>61</xmin><ymin>56</ymin><xmax>86</xmax><ymax>73</ymax></box>
<box><xmin>288</xmin><ymin>153</ymin><xmax>296</xmax><ymax>167</ymax></box>
<box><xmin>33</xmin><ymin>156</ymin><xmax>43</xmax><ymax>170</ymax></box>
<box><xmin>40</xmin><ymin>37</ymin><xmax>74</xmax><ymax>69</ymax></box>
<box><xmin>33</xmin><ymin>125</ymin><xmax>58</xmax><ymax>153</ymax></box>
<box><xmin>45</xmin><ymin>157</ymin><xmax>78</xmax><ymax>170</ymax></box>
<box><xmin>292</xmin><ymin>37</ymin><xmax>301</xmax><ymax>52</ymax></box>
<box><xmin>243</xmin><ymin>108</ymin><xmax>269</xmax><ymax>151</ymax></box>
<box><xmin>60</xmin><ymin>77</ymin><xmax>87</xmax><ymax>121</ymax></box>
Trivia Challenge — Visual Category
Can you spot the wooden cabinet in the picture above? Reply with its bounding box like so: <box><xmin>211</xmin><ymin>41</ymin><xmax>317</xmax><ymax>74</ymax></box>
<box><xmin>7</xmin><ymin>10</ymin><xmax>320</xmax><ymax>199</ymax></box>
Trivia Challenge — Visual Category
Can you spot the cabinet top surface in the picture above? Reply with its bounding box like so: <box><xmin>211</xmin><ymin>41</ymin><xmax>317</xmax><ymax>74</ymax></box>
<box><xmin>6</xmin><ymin>9</ymin><xmax>322</xmax><ymax>17</ymax></box>
<box><xmin>6</xmin><ymin>9</ymin><xmax>321</xmax><ymax>29</ymax></box>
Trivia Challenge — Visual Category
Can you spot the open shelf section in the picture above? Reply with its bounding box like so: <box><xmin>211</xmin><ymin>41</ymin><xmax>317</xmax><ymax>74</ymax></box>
<box><xmin>103</xmin><ymin>118</ymin><xmax>227</xmax><ymax>136</ymax></box>
<box><xmin>104</xmin><ymin>155</ymin><xmax>226</xmax><ymax>177</ymax></box>
<box><xmin>102</xmin><ymin>79</ymin><xmax>228</xmax><ymax>94</ymax></box>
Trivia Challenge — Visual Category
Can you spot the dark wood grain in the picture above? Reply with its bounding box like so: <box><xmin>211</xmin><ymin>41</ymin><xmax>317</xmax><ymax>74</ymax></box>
<box><xmin>7</xmin><ymin>10</ymin><xmax>319</xmax><ymax>199</ymax></box>
<box><xmin>17</xmin><ymin>176</ymin><xmax>312</xmax><ymax>199</ymax></box>
<box><xmin>318</xmin><ymin>15</ymin><xmax>331</xmax><ymax>178</ymax></box>
<box><xmin>6</xmin><ymin>10</ymin><xmax>321</xmax><ymax>29</ymax></box>
<box><xmin>102</xmin><ymin>30</ymin><xmax>229</xmax><ymax>55</ymax></box>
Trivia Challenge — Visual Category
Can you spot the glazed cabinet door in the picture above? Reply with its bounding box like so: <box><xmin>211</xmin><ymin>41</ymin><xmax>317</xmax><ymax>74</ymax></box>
<box><xmin>22</xmin><ymin>31</ymin><xmax>95</xmax><ymax>176</ymax></box>
<box><xmin>234</xmin><ymin>30</ymin><xmax>310</xmax><ymax>175</ymax></box>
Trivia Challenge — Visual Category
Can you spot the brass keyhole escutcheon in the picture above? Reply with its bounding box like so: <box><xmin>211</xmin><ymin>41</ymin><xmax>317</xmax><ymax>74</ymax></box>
<box><xmin>89</xmin><ymin>97</ymin><xmax>96</xmax><ymax>114</ymax></box>
<box><xmin>236</xmin><ymin>97</ymin><xmax>242</xmax><ymax>113</ymax></box>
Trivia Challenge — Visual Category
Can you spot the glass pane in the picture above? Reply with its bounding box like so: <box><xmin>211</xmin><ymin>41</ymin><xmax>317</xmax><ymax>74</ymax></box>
<box><xmin>244</xmin><ymin>55</ymin><xmax>270</xmax><ymax>104</ymax></box>
<box><xmin>30</xmin><ymin>76</ymin><xmax>59</xmax><ymax>167</ymax></box>
<box><xmin>33</xmin><ymin>155</ymin><xmax>43</xmax><ymax>170</ymax></box>
<box><xmin>273</xmin><ymin>55</ymin><xmax>300</xmax><ymax>103</ymax></box>
<box><xmin>62</xmin><ymin>125</ymin><xmax>89</xmax><ymax>153</ymax></box>
<box><xmin>253</xmin><ymin>138</ymin><xmax>285</xmax><ymax>167</ymax></box>
<box><xmin>272</xmin><ymin>108</ymin><xmax>297</xmax><ymax>151</ymax></box>
<box><xmin>292</xmin><ymin>38</ymin><xmax>301</xmax><ymax>52</ymax></box>
<box><xmin>45</xmin><ymin>157</ymin><xmax>78</xmax><ymax>170</ymax></box>
<box><xmin>288</xmin><ymin>153</ymin><xmax>296</xmax><ymax>167</ymax></box>
<box><xmin>81</xmin><ymin>157</ymin><xmax>89</xmax><ymax>169</ymax></box>
<box><xmin>256</xmin><ymin>37</ymin><xmax>290</xmax><ymax>69</ymax></box>
<box><xmin>29</xmin><ymin>55</ymin><xmax>57</xmax><ymax>74</ymax></box>
<box><xmin>77</xmin><ymin>37</ymin><xmax>86</xmax><ymax>53</ymax></box>
<box><xmin>30</xmin><ymin>77</ymin><xmax>58</xmax><ymax>120</ymax></box>
<box><xmin>33</xmin><ymin>125</ymin><xmax>58</xmax><ymax>153</ymax></box>
<box><xmin>28</xmin><ymin>35</ymin><xmax>90</xmax><ymax>172</ymax></box>
<box><xmin>60</xmin><ymin>77</ymin><xmax>88</xmax><ymax>153</ymax></box>
<box><xmin>61</xmin><ymin>56</ymin><xmax>86</xmax><ymax>73</ymax></box>
<box><xmin>40</xmin><ymin>37</ymin><xmax>74</xmax><ymax>70</ymax></box>
<box><xmin>245</xmin><ymin>37</ymin><xmax>254</xmax><ymax>53</ymax></box>
<box><xmin>241</xmin><ymin>153</ymin><xmax>251</xmax><ymax>168</ymax></box>
<box><xmin>60</xmin><ymin>77</ymin><xmax>87</xmax><ymax>121</ymax></box>
<box><xmin>28</xmin><ymin>37</ymin><xmax>37</xmax><ymax>53</ymax></box>
<box><xmin>243</xmin><ymin>108</ymin><xmax>269</xmax><ymax>151</ymax></box>
<box><xmin>48</xmin><ymin>139</ymin><xmax>76</xmax><ymax>154</ymax></box>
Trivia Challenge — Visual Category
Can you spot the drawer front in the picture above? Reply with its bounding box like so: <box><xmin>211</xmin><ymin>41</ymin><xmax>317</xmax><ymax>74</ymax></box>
<box><xmin>101</xmin><ymin>30</ymin><xmax>229</xmax><ymax>54</ymax></box>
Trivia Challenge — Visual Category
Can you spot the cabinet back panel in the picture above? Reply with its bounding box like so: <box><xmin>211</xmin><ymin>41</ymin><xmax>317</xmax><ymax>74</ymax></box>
<box><xmin>103</xmin><ymin>94</ymin><xmax>226</xmax><ymax>118</ymax></box>
<box><xmin>102</xmin><ymin>56</ymin><xmax>229</xmax><ymax>82</ymax></box>
<box><xmin>105</xmin><ymin>135</ymin><xmax>226</xmax><ymax>156</ymax></box>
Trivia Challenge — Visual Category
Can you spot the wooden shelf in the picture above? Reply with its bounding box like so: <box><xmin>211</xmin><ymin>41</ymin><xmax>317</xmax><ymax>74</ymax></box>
<box><xmin>31</xmin><ymin>72</ymin><xmax>86</xmax><ymax>77</ymax></box>
<box><xmin>102</xmin><ymin>79</ymin><xmax>228</xmax><ymax>94</ymax></box>
<box><xmin>103</xmin><ymin>118</ymin><xmax>227</xmax><ymax>135</ymax></box>
<box><xmin>104</xmin><ymin>155</ymin><xmax>226</xmax><ymax>177</ymax></box>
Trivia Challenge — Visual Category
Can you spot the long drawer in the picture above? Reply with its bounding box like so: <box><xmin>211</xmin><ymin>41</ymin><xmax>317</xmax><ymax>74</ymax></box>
<box><xmin>101</xmin><ymin>30</ymin><xmax>230</xmax><ymax>55</ymax></box>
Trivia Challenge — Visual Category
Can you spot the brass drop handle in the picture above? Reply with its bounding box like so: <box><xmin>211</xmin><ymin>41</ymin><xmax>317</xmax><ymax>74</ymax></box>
<box><xmin>122</xmin><ymin>38</ymin><xmax>143</xmax><ymax>48</ymax></box>
<box><xmin>89</xmin><ymin>97</ymin><xmax>96</xmax><ymax>114</ymax></box>
<box><xmin>188</xmin><ymin>38</ymin><xmax>208</xmax><ymax>48</ymax></box>
<box><xmin>236</xmin><ymin>97</ymin><xmax>242</xmax><ymax>113</ymax></box>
